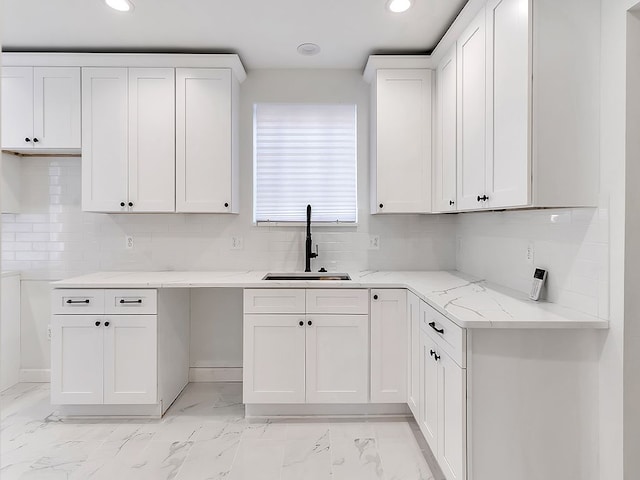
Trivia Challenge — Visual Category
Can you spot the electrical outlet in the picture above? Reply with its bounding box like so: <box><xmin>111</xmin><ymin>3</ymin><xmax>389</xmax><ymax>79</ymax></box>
<box><xmin>126</xmin><ymin>235</ymin><xmax>134</xmax><ymax>249</ymax></box>
<box><xmin>369</xmin><ymin>235</ymin><xmax>380</xmax><ymax>250</ymax></box>
<box><xmin>231</xmin><ymin>236</ymin><xmax>243</xmax><ymax>250</ymax></box>
<box><xmin>47</xmin><ymin>325</ymin><xmax>52</xmax><ymax>341</ymax></box>
<box><xmin>526</xmin><ymin>243</ymin><xmax>535</xmax><ymax>265</ymax></box>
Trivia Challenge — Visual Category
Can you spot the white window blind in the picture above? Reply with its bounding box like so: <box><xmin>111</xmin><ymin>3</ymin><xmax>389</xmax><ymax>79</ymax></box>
<box><xmin>254</xmin><ymin>103</ymin><xmax>357</xmax><ymax>223</ymax></box>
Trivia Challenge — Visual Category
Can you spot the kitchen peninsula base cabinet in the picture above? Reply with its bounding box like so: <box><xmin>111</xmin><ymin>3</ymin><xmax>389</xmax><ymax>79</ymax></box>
<box><xmin>50</xmin><ymin>288</ymin><xmax>189</xmax><ymax>417</ymax></box>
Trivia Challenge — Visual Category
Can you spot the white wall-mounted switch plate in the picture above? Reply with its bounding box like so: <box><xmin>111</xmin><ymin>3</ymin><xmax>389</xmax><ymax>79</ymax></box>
<box><xmin>231</xmin><ymin>236</ymin><xmax>243</xmax><ymax>250</ymax></box>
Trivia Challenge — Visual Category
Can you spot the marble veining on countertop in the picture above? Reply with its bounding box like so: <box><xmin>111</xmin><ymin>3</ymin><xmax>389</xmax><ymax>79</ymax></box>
<box><xmin>52</xmin><ymin>270</ymin><xmax>608</xmax><ymax>330</ymax></box>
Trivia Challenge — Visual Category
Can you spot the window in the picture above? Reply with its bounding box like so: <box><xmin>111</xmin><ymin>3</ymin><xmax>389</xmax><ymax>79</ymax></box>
<box><xmin>253</xmin><ymin>103</ymin><xmax>357</xmax><ymax>223</ymax></box>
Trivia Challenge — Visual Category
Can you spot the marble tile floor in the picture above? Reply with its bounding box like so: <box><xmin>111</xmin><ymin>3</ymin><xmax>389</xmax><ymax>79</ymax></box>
<box><xmin>0</xmin><ymin>383</ymin><xmax>441</xmax><ymax>480</ymax></box>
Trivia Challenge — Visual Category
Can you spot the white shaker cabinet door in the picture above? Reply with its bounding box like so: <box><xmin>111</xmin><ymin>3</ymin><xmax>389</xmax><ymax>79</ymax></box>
<box><xmin>485</xmin><ymin>0</ymin><xmax>531</xmax><ymax>208</ymax></box>
<box><xmin>176</xmin><ymin>68</ymin><xmax>234</xmax><ymax>213</ymax></box>
<box><xmin>434</xmin><ymin>47</ymin><xmax>458</xmax><ymax>212</ymax></box>
<box><xmin>374</xmin><ymin>69</ymin><xmax>432</xmax><ymax>214</ymax></box>
<box><xmin>419</xmin><ymin>325</ymin><xmax>439</xmax><ymax>455</ymax></box>
<box><xmin>407</xmin><ymin>293</ymin><xmax>421</xmax><ymax>417</ymax></box>
<box><xmin>33</xmin><ymin>67</ymin><xmax>81</xmax><ymax>149</ymax></box>
<box><xmin>456</xmin><ymin>8</ymin><xmax>487</xmax><ymax>210</ymax></box>
<box><xmin>128</xmin><ymin>68</ymin><xmax>176</xmax><ymax>212</ymax></box>
<box><xmin>370</xmin><ymin>289</ymin><xmax>408</xmax><ymax>403</ymax></box>
<box><xmin>103</xmin><ymin>315</ymin><xmax>158</xmax><ymax>405</ymax></box>
<box><xmin>82</xmin><ymin>68</ymin><xmax>129</xmax><ymax>213</ymax></box>
<box><xmin>1</xmin><ymin>66</ymin><xmax>33</xmax><ymax>150</ymax></box>
<box><xmin>51</xmin><ymin>315</ymin><xmax>104</xmax><ymax>405</ymax></box>
<box><xmin>438</xmin><ymin>350</ymin><xmax>467</xmax><ymax>480</ymax></box>
<box><xmin>243</xmin><ymin>314</ymin><xmax>306</xmax><ymax>404</ymax></box>
<box><xmin>305</xmin><ymin>315</ymin><xmax>369</xmax><ymax>404</ymax></box>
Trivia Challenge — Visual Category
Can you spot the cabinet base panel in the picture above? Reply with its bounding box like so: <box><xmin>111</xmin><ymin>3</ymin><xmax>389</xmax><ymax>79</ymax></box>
<box><xmin>245</xmin><ymin>403</ymin><xmax>410</xmax><ymax>418</ymax></box>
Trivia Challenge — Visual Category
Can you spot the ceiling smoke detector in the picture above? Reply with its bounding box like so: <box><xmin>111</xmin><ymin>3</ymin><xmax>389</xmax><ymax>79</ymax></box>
<box><xmin>386</xmin><ymin>0</ymin><xmax>413</xmax><ymax>13</ymax></box>
<box><xmin>297</xmin><ymin>43</ymin><xmax>321</xmax><ymax>56</ymax></box>
<box><xmin>105</xmin><ymin>0</ymin><xmax>134</xmax><ymax>12</ymax></box>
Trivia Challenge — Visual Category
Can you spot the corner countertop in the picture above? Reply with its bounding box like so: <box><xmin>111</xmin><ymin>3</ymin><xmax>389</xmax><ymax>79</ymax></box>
<box><xmin>51</xmin><ymin>270</ymin><xmax>609</xmax><ymax>330</ymax></box>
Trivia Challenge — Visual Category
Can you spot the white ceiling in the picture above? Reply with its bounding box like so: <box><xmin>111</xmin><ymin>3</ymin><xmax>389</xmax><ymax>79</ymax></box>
<box><xmin>1</xmin><ymin>0</ymin><xmax>467</xmax><ymax>70</ymax></box>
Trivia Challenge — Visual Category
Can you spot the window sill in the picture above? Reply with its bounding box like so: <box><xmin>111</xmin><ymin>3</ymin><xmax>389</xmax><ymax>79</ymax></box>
<box><xmin>255</xmin><ymin>221</ymin><xmax>358</xmax><ymax>228</ymax></box>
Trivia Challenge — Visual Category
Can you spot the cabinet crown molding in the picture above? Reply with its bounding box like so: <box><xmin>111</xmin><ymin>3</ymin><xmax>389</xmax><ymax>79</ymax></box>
<box><xmin>362</xmin><ymin>55</ymin><xmax>433</xmax><ymax>83</ymax></box>
<box><xmin>2</xmin><ymin>52</ymin><xmax>247</xmax><ymax>83</ymax></box>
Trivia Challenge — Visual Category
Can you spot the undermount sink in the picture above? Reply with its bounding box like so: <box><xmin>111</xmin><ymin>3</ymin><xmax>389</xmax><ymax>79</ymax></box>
<box><xmin>262</xmin><ymin>273</ymin><xmax>351</xmax><ymax>281</ymax></box>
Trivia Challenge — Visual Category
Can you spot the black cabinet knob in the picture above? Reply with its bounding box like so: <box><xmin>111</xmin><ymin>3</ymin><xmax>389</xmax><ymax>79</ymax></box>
<box><xmin>33</xmin><ymin>138</ymin><xmax>39</xmax><ymax>143</ymax></box>
<box><xmin>307</xmin><ymin>320</ymin><xmax>312</xmax><ymax>326</ymax></box>
<box><xmin>449</xmin><ymin>200</ymin><xmax>455</xmax><ymax>206</ymax></box>
<box><xmin>299</xmin><ymin>321</ymin><xmax>304</xmax><ymax>326</ymax></box>
<box><xmin>128</xmin><ymin>202</ymin><xmax>133</xmax><ymax>207</ymax></box>
<box><xmin>104</xmin><ymin>321</ymin><xmax>110</xmax><ymax>327</ymax></box>
<box><xmin>120</xmin><ymin>202</ymin><xmax>125</xmax><ymax>207</ymax></box>
<box><xmin>25</xmin><ymin>137</ymin><xmax>31</xmax><ymax>142</ymax></box>
<box><xmin>224</xmin><ymin>202</ymin><xmax>229</xmax><ymax>208</ymax></box>
<box><xmin>379</xmin><ymin>203</ymin><xmax>384</xmax><ymax>209</ymax></box>
<box><xmin>373</xmin><ymin>294</ymin><xmax>378</xmax><ymax>300</ymax></box>
<box><xmin>95</xmin><ymin>321</ymin><xmax>101</xmax><ymax>327</ymax></box>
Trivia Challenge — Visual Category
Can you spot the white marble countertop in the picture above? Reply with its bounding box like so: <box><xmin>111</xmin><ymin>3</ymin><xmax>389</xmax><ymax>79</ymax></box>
<box><xmin>52</xmin><ymin>270</ymin><xmax>608</xmax><ymax>330</ymax></box>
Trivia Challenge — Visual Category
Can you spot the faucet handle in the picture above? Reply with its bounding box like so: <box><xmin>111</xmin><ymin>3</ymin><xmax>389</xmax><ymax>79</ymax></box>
<box><xmin>312</xmin><ymin>244</ymin><xmax>319</xmax><ymax>258</ymax></box>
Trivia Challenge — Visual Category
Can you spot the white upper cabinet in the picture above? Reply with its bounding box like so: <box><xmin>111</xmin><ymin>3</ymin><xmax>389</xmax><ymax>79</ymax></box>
<box><xmin>1</xmin><ymin>66</ymin><xmax>80</xmax><ymax>152</ymax></box>
<box><xmin>433</xmin><ymin>47</ymin><xmax>458</xmax><ymax>212</ymax></box>
<box><xmin>176</xmin><ymin>68</ymin><xmax>238</xmax><ymax>213</ymax></box>
<box><xmin>365</xmin><ymin>60</ymin><xmax>433</xmax><ymax>214</ymax></box>
<box><xmin>485</xmin><ymin>0</ymin><xmax>530</xmax><ymax>208</ymax></box>
<box><xmin>456</xmin><ymin>8</ymin><xmax>487</xmax><ymax>211</ymax></box>
<box><xmin>82</xmin><ymin>67</ymin><xmax>175</xmax><ymax>213</ymax></box>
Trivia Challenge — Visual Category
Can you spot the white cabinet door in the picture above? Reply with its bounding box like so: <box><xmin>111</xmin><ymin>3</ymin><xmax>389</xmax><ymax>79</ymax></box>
<box><xmin>438</xmin><ymin>350</ymin><xmax>467</xmax><ymax>480</ymax></box>
<box><xmin>243</xmin><ymin>314</ymin><xmax>306</xmax><ymax>403</ymax></box>
<box><xmin>407</xmin><ymin>293</ymin><xmax>420</xmax><ymax>417</ymax></box>
<box><xmin>51</xmin><ymin>315</ymin><xmax>104</xmax><ymax>405</ymax></box>
<box><xmin>434</xmin><ymin>47</ymin><xmax>458</xmax><ymax>212</ymax></box>
<box><xmin>82</xmin><ymin>68</ymin><xmax>129</xmax><ymax>213</ymax></box>
<box><xmin>128</xmin><ymin>68</ymin><xmax>175</xmax><ymax>212</ymax></box>
<box><xmin>1</xmin><ymin>66</ymin><xmax>33</xmax><ymax>150</ymax></box>
<box><xmin>374</xmin><ymin>69</ymin><xmax>432</xmax><ymax>214</ymax></box>
<box><xmin>103</xmin><ymin>315</ymin><xmax>157</xmax><ymax>404</ymax></box>
<box><xmin>176</xmin><ymin>68</ymin><xmax>234</xmax><ymax>213</ymax></box>
<box><xmin>1</xmin><ymin>275</ymin><xmax>20</xmax><ymax>392</ymax></box>
<box><xmin>456</xmin><ymin>8</ymin><xmax>487</xmax><ymax>210</ymax></box>
<box><xmin>305</xmin><ymin>315</ymin><xmax>369</xmax><ymax>404</ymax></box>
<box><xmin>419</xmin><ymin>330</ymin><xmax>439</xmax><ymax>454</ymax></box>
<box><xmin>485</xmin><ymin>0</ymin><xmax>530</xmax><ymax>208</ymax></box>
<box><xmin>33</xmin><ymin>67</ymin><xmax>81</xmax><ymax>149</ymax></box>
<box><xmin>370</xmin><ymin>289</ymin><xmax>408</xmax><ymax>403</ymax></box>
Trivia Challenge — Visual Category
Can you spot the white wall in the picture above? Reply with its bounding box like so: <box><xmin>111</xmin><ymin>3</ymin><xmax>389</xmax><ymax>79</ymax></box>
<box><xmin>455</xmin><ymin>207</ymin><xmax>609</xmax><ymax>319</ymax></box>
<box><xmin>0</xmin><ymin>69</ymin><xmax>456</xmax><ymax>375</ymax></box>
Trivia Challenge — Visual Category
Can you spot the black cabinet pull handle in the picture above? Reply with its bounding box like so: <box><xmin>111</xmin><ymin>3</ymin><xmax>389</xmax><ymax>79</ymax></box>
<box><xmin>224</xmin><ymin>202</ymin><xmax>229</xmax><ymax>208</ymax></box>
<box><xmin>430</xmin><ymin>349</ymin><xmax>436</xmax><ymax>357</ymax></box>
<box><xmin>25</xmin><ymin>137</ymin><xmax>31</xmax><ymax>142</ymax></box>
<box><xmin>428</xmin><ymin>321</ymin><xmax>444</xmax><ymax>334</ymax></box>
<box><xmin>307</xmin><ymin>320</ymin><xmax>312</xmax><ymax>326</ymax></box>
<box><xmin>373</xmin><ymin>294</ymin><xmax>378</xmax><ymax>300</ymax></box>
<box><xmin>120</xmin><ymin>202</ymin><xmax>125</xmax><ymax>207</ymax></box>
<box><xmin>33</xmin><ymin>138</ymin><xmax>39</xmax><ymax>143</ymax></box>
<box><xmin>119</xmin><ymin>299</ymin><xmax>142</xmax><ymax>304</ymax></box>
<box><xmin>434</xmin><ymin>352</ymin><xmax>440</xmax><ymax>361</ymax></box>
<box><xmin>449</xmin><ymin>200</ymin><xmax>455</xmax><ymax>206</ymax></box>
<box><xmin>95</xmin><ymin>321</ymin><xmax>101</xmax><ymax>327</ymax></box>
<box><xmin>299</xmin><ymin>321</ymin><xmax>304</xmax><ymax>326</ymax></box>
<box><xmin>379</xmin><ymin>203</ymin><xmax>384</xmax><ymax>209</ymax></box>
<box><xmin>67</xmin><ymin>299</ymin><xmax>90</xmax><ymax>304</ymax></box>
<box><xmin>104</xmin><ymin>321</ymin><xmax>110</xmax><ymax>327</ymax></box>
<box><xmin>128</xmin><ymin>202</ymin><xmax>133</xmax><ymax>207</ymax></box>
<box><xmin>477</xmin><ymin>195</ymin><xmax>489</xmax><ymax>202</ymax></box>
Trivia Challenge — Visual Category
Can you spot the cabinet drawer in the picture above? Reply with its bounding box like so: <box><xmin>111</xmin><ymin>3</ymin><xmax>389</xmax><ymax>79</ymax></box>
<box><xmin>105</xmin><ymin>289</ymin><xmax>157</xmax><ymax>315</ymax></box>
<box><xmin>244</xmin><ymin>289</ymin><xmax>305</xmax><ymax>314</ymax></box>
<box><xmin>420</xmin><ymin>301</ymin><xmax>466</xmax><ymax>367</ymax></box>
<box><xmin>306</xmin><ymin>289</ymin><xmax>369</xmax><ymax>314</ymax></box>
<box><xmin>52</xmin><ymin>289</ymin><xmax>104</xmax><ymax>314</ymax></box>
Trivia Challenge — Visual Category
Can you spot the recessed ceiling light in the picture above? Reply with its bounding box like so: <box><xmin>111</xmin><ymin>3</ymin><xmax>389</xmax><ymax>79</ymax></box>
<box><xmin>386</xmin><ymin>0</ymin><xmax>413</xmax><ymax>13</ymax></box>
<box><xmin>105</xmin><ymin>0</ymin><xmax>134</xmax><ymax>12</ymax></box>
<box><xmin>297</xmin><ymin>43</ymin><xmax>321</xmax><ymax>56</ymax></box>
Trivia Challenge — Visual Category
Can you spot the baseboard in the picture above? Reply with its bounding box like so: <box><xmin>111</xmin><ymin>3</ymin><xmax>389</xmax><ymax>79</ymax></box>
<box><xmin>188</xmin><ymin>367</ymin><xmax>242</xmax><ymax>382</ymax></box>
<box><xmin>20</xmin><ymin>369</ymin><xmax>50</xmax><ymax>383</ymax></box>
<box><xmin>245</xmin><ymin>403</ymin><xmax>411</xmax><ymax>418</ymax></box>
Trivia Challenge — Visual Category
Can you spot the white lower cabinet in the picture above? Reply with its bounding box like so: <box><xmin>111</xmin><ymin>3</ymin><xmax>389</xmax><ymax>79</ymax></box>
<box><xmin>407</xmin><ymin>292</ymin><xmax>420</xmax><ymax>416</ymax></box>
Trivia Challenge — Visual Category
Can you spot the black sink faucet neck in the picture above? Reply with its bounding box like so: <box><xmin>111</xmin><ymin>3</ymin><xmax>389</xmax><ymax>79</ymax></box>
<box><xmin>305</xmin><ymin>204</ymin><xmax>318</xmax><ymax>272</ymax></box>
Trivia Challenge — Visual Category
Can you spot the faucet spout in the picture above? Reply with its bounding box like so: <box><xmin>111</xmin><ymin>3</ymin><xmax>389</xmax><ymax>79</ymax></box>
<box><xmin>305</xmin><ymin>204</ymin><xmax>318</xmax><ymax>272</ymax></box>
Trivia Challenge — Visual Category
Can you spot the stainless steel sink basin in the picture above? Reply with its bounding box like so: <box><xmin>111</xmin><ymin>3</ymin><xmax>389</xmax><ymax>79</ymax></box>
<box><xmin>262</xmin><ymin>273</ymin><xmax>351</xmax><ymax>281</ymax></box>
